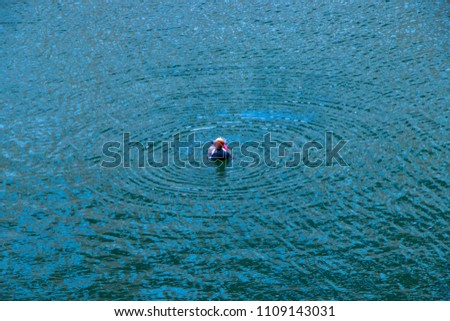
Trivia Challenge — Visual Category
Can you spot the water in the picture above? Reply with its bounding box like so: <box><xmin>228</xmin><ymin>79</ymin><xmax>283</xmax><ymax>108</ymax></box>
<box><xmin>1</xmin><ymin>1</ymin><xmax>449</xmax><ymax>300</ymax></box>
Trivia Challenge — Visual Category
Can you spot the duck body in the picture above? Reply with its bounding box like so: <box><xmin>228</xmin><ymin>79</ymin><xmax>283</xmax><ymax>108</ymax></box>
<box><xmin>208</xmin><ymin>147</ymin><xmax>232</xmax><ymax>160</ymax></box>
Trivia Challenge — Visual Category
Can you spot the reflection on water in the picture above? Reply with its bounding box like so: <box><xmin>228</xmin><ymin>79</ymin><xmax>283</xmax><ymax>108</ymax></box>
<box><xmin>1</xmin><ymin>1</ymin><xmax>449</xmax><ymax>300</ymax></box>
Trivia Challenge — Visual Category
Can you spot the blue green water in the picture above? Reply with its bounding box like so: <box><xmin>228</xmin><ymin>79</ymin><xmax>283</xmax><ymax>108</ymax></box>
<box><xmin>1</xmin><ymin>1</ymin><xmax>449</xmax><ymax>300</ymax></box>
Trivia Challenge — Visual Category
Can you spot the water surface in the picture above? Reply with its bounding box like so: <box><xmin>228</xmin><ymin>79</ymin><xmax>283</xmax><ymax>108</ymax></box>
<box><xmin>1</xmin><ymin>1</ymin><xmax>449</xmax><ymax>300</ymax></box>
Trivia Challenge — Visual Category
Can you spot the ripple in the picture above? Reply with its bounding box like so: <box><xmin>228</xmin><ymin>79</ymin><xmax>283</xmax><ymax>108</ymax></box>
<box><xmin>91</xmin><ymin>94</ymin><xmax>374</xmax><ymax>214</ymax></box>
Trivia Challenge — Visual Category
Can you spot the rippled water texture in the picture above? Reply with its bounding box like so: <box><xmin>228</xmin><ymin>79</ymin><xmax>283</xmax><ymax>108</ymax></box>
<box><xmin>1</xmin><ymin>1</ymin><xmax>449</xmax><ymax>300</ymax></box>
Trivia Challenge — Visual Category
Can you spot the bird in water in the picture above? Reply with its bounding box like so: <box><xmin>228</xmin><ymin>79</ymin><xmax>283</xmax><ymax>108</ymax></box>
<box><xmin>208</xmin><ymin>137</ymin><xmax>232</xmax><ymax>160</ymax></box>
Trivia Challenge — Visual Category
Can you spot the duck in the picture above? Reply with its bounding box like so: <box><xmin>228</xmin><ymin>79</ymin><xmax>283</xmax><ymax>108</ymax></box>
<box><xmin>208</xmin><ymin>137</ymin><xmax>232</xmax><ymax>160</ymax></box>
